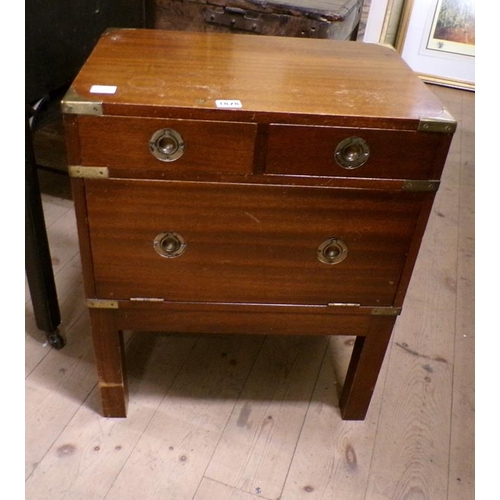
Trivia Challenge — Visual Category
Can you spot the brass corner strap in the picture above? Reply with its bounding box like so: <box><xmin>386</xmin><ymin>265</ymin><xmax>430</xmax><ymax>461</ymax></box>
<box><xmin>61</xmin><ymin>88</ymin><xmax>103</xmax><ymax>116</ymax></box>
<box><xmin>370</xmin><ymin>307</ymin><xmax>402</xmax><ymax>316</ymax></box>
<box><xmin>402</xmin><ymin>180</ymin><xmax>440</xmax><ymax>192</ymax></box>
<box><xmin>86</xmin><ymin>299</ymin><xmax>119</xmax><ymax>309</ymax></box>
<box><xmin>327</xmin><ymin>303</ymin><xmax>402</xmax><ymax>316</ymax></box>
<box><xmin>85</xmin><ymin>298</ymin><xmax>166</xmax><ymax>309</ymax></box>
<box><xmin>69</xmin><ymin>166</ymin><xmax>109</xmax><ymax>179</ymax></box>
<box><xmin>418</xmin><ymin>108</ymin><xmax>457</xmax><ymax>133</ymax></box>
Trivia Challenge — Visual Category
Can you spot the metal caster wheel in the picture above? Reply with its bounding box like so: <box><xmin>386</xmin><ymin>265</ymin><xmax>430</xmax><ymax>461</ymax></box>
<box><xmin>47</xmin><ymin>330</ymin><xmax>65</xmax><ymax>350</ymax></box>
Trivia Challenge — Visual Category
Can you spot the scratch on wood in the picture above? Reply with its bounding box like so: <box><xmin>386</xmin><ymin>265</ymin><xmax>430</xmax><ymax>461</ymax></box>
<box><xmin>395</xmin><ymin>342</ymin><xmax>448</xmax><ymax>364</ymax></box>
<box><xmin>244</xmin><ymin>212</ymin><xmax>261</xmax><ymax>223</ymax></box>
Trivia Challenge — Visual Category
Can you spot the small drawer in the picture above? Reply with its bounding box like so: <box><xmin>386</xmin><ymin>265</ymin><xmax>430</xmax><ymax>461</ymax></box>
<box><xmin>76</xmin><ymin>115</ymin><xmax>257</xmax><ymax>177</ymax></box>
<box><xmin>266</xmin><ymin>124</ymin><xmax>443</xmax><ymax>180</ymax></box>
<box><xmin>85</xmin><ymin>179</ymin><xmax>423</xmax><ymax>306</ymax></box>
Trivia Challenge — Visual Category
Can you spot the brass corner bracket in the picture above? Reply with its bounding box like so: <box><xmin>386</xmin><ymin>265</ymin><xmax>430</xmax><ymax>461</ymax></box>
<box><xmin>69</xmin><ymin>166</ymin><xmax>109</xmax><ymax>179</ymax></box>
<box><xmin>402</xmin><ymin>180</ymin><xmax>440</xmax><ymax>192</ymax></box>
<box><xmin>327</xmin><ymin>303</ymin><xmax>402</xmax><ymax>316</ymax></box>
<box><xmin>61</xmin><ymin>88</ymin><xmax>103</xmax><ymax>116</ymax></box>
<box><xmin>418</xmin><ymin>108</ymin><xmax>457</xmax><ymax>133</ymax></box>
<box><xmin>371</xmin><ymin>307</ymin><xmax>402</xmax><ymax>316</ymax></box>
<box><xmin>86</xmin><ymin>299</ymin><xmax>119</xmax><ymax>309</ymax></box>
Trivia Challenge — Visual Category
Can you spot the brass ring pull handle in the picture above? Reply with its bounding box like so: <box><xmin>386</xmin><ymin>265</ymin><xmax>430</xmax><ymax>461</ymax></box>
<box><xmin>149</xmin><ymin>128</ymin><xmax>185</xmax><ymax>162</ymax></box>
<box><xmin>317</xmin><ymin>238</ymin><xmax>348</xmax><ymax>265</ymax></box>
<box><xmin>153</xmin><ymin>232</ymin><xmax>187</xmax><ymax>258</ymax></box>
<box><xmin>334</xmin><ymin>137</ymin><xmax>370</xmax><ymax>169</ymax></box>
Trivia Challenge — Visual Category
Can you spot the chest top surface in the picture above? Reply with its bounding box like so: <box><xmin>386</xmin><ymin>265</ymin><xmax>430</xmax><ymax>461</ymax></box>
<box><xmin>64</xmin><ymin>28</ymin><xmax>453</xmax><ymax>129</ymax></box>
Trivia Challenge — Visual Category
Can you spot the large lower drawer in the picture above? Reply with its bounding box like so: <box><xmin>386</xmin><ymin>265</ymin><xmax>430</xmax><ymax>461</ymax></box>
<box><xmin>85</xmin><ymin>180</ymin><xmax>423</xmax><ymax>306</ymax></box>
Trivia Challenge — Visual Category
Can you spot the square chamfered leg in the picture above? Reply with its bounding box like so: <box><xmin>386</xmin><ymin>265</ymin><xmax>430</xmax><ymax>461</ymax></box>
<box><xmin>339</xmin><ymin>315</ymin><xmax>396</xmax><ymax>420</ymax></box>
<box><xmin>89</xmin><ymin>308</ymin><xmax>128</xmax><ymax>417</ymax></box>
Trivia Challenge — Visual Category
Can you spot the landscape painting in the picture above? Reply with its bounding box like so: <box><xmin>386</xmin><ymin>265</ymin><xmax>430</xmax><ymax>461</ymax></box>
<box><xmin>427</xmin><ymin>0</ymin><xmax>475</xmax><ymax>56</ymax></box>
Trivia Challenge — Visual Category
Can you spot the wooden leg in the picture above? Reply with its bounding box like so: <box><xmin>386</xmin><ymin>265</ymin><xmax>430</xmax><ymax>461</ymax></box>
<box><xmin>89</xmin><ymin>308</ymin><xmax>128</xmax><ymax>417</ymax></box>
<box><xmin>339</xmin><ymin>315</ymin><xmax>396</xmax><ymax>420</ymax></box>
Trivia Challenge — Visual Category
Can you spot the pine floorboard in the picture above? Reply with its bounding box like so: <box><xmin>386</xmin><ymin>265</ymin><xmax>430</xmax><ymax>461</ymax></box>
<box><xmin>25</xmin><ymin>84</ymin><xmax>474</xmax><ymax>499</ymax></box>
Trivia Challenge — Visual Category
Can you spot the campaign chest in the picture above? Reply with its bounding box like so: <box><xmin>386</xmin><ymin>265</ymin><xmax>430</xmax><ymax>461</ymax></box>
<box><xmin>62</xmin><ymin>29</ymin><xmax>455</xmax><ymax>420</ymax></box>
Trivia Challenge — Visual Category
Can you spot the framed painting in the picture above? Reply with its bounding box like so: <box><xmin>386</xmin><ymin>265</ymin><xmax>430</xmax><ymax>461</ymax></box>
<box><xmin>396</xmin><ymin>0</ymin><xmax>475</xmax><ymax>90</ymax></box>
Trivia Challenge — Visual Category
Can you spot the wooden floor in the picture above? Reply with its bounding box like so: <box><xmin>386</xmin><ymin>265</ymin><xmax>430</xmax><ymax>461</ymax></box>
<box><xmin>25</xmin><ymin>84</ymin><xmax>474</xmax><ymax>499</ymax></box>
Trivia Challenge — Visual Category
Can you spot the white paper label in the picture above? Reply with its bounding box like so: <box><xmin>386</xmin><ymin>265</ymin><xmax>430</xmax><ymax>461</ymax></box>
<box><xmin>90</xmin><ymin>85</ymin><xmax>117</xmax><ymax>94</ymax></box>
<box><xmin>215</xmin><ymin>99</ymin><xmax>242</xmax><ymax>109</ymax></box>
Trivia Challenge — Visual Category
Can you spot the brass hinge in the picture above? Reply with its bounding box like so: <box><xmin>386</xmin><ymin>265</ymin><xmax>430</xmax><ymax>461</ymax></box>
<box><xmin>61</xmin><ymin>88</ymin><xmax>103</xmax><ymax>116</ymax></box>
<box><xmin>204</xmin><ymin>7</ymin><xmax>264</xmax><ymax>33</ymax></box>
<box><xmin>327</xmin><ymin>302</ymin><xmax>360</xmax><ymax>307</ymax></box>
<box><xmin>69</xmin><ymin>166</ymin><xmax>109</xmax><ymax>179</ymax></box>
<box><xmin>418</xmin><ymin>108</ymin><xmax>457</xmax><ymax>133</ymax></box>
<box><xmin>129</xmin><ymin>297</ymin><xmax>165</xmax><ymax>303</ymax></box>
<box><xmin>86</xmin><ymin>299</ymin><xmax>119</xmax><ymax>309</ymax></box>
<box><xmin>402</xmin><ymin>180</ymin><xmax>440</xmax><ymax>192</ymax></box>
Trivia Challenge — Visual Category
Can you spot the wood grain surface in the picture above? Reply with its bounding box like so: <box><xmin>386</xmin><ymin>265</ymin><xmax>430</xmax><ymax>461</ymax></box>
<box><xmin>77</xmin><ymin>115</ymin><xmax>257</xmax><ymax>174</ymax></box>
<box><xmin>85</xmin><ymin>179</ymin><xmax>423</xmax><ymax>306</ymax></box>
<box><xmin>67</xmin><ymin>29</ymin><xmax>449</xmax><ymax>127</ymax></box>
<box><xmin>266</xmin><ymin>125</ymin><xmax>448</xmax><ymax>180</ymax></box>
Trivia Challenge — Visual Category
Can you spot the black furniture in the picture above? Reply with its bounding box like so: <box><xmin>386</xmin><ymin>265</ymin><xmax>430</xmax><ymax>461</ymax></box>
<box><xmin>25</xmin><ymin>0</ymin><xmax>146</xmax><ymax>347</ymax></box>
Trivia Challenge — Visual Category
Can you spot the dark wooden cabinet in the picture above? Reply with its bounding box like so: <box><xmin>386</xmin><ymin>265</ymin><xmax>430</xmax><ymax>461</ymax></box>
<box><xmin>150</xmin><ymin>0</ymin><xmax>363</xmax><ymax>40</ymax></box>
<box><xmin>26</xmin><ymin>0</ymin><xmax>146</xmax><ymax>103</ymax></box>
<box><xmin>25</xmin><ymin>1</ymin><xmax>145</xmax><ymax>348</ymax></box>
<box><xmin>62</xmin><ymin>29</ymin><xmax>455</xmax><ymax>420</ymax></box>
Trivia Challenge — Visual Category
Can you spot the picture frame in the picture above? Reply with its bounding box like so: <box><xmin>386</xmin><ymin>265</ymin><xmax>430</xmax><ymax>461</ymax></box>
<box><xmin>395</xmin><ymin>0</ymin><xmax>475</xmax><ymax>90</ymax></box>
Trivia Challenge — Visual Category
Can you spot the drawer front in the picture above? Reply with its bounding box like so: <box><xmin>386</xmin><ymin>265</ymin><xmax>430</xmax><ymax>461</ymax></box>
<box><xmin>77</xmin><ymin>116</ymin><xmax>257</xmax><ymax>176</ymax></box>
<box><xmin>266</xmin><ymin>125</ymin><xmax>442</xmax><ymax>179</ymax></box>
<box><xmin>86</xmin><ymin>180</ymin><xmax>422</xmax><ymax>306</ymax></box>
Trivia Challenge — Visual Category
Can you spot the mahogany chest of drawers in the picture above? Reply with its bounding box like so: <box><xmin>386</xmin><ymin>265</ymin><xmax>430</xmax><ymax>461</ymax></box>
<box><xmin>62</xmin><ymin>29</ymin><xmax>455</xmax><ymax>420</ymax></box>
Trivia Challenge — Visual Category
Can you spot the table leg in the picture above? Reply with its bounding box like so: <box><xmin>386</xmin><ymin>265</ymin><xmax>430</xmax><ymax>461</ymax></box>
<box><xmin>89</xmin><ymin>308</ymin><xmax>128</xmax><ymax>417</ymax></box>
<box><xmin>339</xmin><ymin>315</ymin><xmax>396</xmax><ymax>420</ymax></box>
